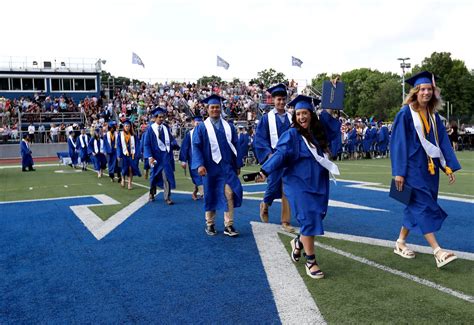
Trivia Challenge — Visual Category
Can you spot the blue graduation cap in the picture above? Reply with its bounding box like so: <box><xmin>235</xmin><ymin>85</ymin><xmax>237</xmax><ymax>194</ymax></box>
<box><xmin>193</xmin><ymin>115</ymin><xmax>203</xmax><ymax>122</ymax></box>
<box><xmin>405</xmin><ymin>71</ymin><xmax>435</xmax><ymax>87</ymax></box>
<box><xmin>151</xmin><ymin>107</ymin><xmax>167</xmax><ymax>117</ymax></box>
<box><xmin>288</xmin><ymin>95</ymin><xmax>320</xmax><ymax>111</ymax></box>
<box><xmin>108</xmin><ymin>121</ymin><xmax>117</xmax><ymax>128</ymax></box>
<box><xmin>94</xmin><ymin>128</ymin><xmax>101</xmax><ymax>134</ymax></box>
<box><xmin>267</xmin><ymin>83</ymin><xmax>287</xmax><ymax>97</ymax></box>
<box><xmin>123</xmin><ymin>119</ymin><xmax>132</xmax><ymax>125</ymax></box>
<box><xmin>201</xmin><ymin>94</ymin><xmax>226</xmax><ymax>105</ymax></box>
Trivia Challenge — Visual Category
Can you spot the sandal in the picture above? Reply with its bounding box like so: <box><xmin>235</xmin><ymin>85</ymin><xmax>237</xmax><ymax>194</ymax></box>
<box><xmin>433</xmin><ymin>247</ymin><xmax>457</xmax><ymax>268</ymax></box>
<box><xmin>304</xmin><ymin>256</ymin><xmax>324</xmax><ymax>279</ymax></box>
<box><xmin>394</xmin><ymin>239</ymin><xmax>415</xmax><ymax>259</ymax></box>
<box><xmin>290</xmin><ymin>237</ymin><xmax>302</xmax><ymax>263</ymax></box>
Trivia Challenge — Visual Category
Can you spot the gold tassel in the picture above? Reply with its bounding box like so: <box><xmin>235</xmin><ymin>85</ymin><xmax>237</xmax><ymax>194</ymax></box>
<box><xmin>428</xmin><ymin>157</ymin><xmax>435</xmax><ymax>175</ymax></box>
<box><xmin>445</xmin><ymin>166</ymin><xmax>453</xmax><ymax>175</ymax></box>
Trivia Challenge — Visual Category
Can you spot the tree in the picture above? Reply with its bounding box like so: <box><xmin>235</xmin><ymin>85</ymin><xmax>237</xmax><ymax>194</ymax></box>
<box><xmin>252</xmin><ymin>68</ymin><xmax>287</xmax><ymax>88</ymax></box>
<box><xmin>196</xmin><ymin>75</ymin><xmax>222</xmax><ymax>87</ymax></box>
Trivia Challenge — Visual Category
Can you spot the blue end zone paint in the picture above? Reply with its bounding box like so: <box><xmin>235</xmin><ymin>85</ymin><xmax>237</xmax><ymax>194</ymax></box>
<box><xmin>242</xmin><ymin>182</ymin><xmax>474</xmax><ymax>253</ymax></box>
<box><xmin>0</xmin><ymin>196</ymin><xmax>280</xmax><ymax>323</ymax></box>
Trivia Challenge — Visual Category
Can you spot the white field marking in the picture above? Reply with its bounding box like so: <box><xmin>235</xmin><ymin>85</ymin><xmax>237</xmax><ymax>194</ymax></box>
<box><xmin>252</xmin><ymin>222</ymin><xmax>326</xmax><ymax>324</ymax></box>
<box><xmin>339</xmin><ymin>179</ymin><xmax>474</xmax><ymax>203</ymax></box>
<box><xmin>0</xmin><ymin>194</ymin><xmax>105</xmax><ymax>205</ymax></box>
<box><xmin>314</xmin><ymin>240</ymin><xmax>474</xmax><ymax>303</ymax></box>
<box><xmin>0</xmin><ymin>163</ymin><xmax>57</xmax><ymax>169</ymax></box>
<box><xmin>29</xmin><ymin>187</ymin><xmax>33</xmax><ymax>190</ymax></box>
<box><xmin>70</xmin><ymin>193</ymin><xmax>149</xmax><ymax>240</ymax></box>
<box><xmin>242</xmin><ymin>195</ymin><xmax>387</xmax><ymax>212</ymax></box>
<box><xmin>353</xmin><ymin>182</ymin><xmax>474</xmax><ymax>198</ymax></box>
<box><xmin>54</xmin><ymin>170</ymin><xmax>83</xmax><ymax>173</ymax></box>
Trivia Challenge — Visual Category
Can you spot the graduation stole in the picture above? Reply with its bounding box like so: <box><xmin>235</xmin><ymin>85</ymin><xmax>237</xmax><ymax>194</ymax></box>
<box><xmin>107</xmin><ymin>131</ymin><xmax>117</xmax><ymax>149</ymax></box>
<box><xmin>69</xmin><ymin>135</ymin><xmax>77</xmax><ymax>149</ymax></box>
<box><xmin>204</xmin><ymin>118</ymin><xmax>237</xmax><ymax>164</ymax></box>
<box><xmin>409</xmin><ymin>105</ymin><xmax>449</xmax><ymax>175</ymax></box>
<box><xmin>79</xmin><ymin>135</ymin><xmax>88</xmax><ymax>148</ymax></box>
<box><xmin>120</xmin><ymin>131</ymin><xmax>135</xmax><ymax>158</ymax></box>
<box><xmin>94</xmin><ymin>138</ymin><xmax>104</xmax><ymax>153</ymax></box>
<box><xmin>189</xmin><ymin>128</ymin><xmax>195</xmax><ymax>154</ymax></box>
<box><xmin>151</xmin><ymin>123</ymin><xmax>170</xmax><ymax>152</ymax></box>
<box><xmin>22</xmin><ymin>139</ymin><xmax>29</xmax><ymax>149</ymax></box>
<box><xmin>301</xmin><ymin>135</ymin><xmax>340</xmax><ymax>176</ymax></box>
<box><xmin>268</xmin><ymin>109</ymin><xmax>292</xmax><ymax>149</ymax></box>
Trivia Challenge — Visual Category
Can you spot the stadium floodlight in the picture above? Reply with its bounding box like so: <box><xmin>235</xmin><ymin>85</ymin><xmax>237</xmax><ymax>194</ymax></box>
<box><xmin>397</xmin><ymin>57</ymin><xmax>411</xmax><ymax>102</ymax></box>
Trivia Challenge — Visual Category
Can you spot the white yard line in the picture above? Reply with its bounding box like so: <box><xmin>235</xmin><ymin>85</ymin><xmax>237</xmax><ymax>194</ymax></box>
<box><xmin>252</xmin><ymin>222</ymin><xmax>326</xmax><ymax>324</ymax></box>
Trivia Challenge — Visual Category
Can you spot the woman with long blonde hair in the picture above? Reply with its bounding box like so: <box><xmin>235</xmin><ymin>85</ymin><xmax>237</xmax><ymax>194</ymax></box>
<box><xmin>390</xmin><ymin>71</ymin><xmax>461</xmax><ymax>268</ymax></box>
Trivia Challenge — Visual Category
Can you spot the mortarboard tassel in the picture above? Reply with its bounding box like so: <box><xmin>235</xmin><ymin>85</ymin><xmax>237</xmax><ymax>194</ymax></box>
<box><xmin>428</xmin><ymin>157</ymin><xmax>435</xmax><ymax>175</ymax></box>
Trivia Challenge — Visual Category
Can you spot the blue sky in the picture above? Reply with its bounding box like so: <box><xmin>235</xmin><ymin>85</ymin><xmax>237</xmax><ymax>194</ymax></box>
<box><xmin>1</xmin><ymin>0</ymin><xmax>472</xmax><ymax>84</ymax></box>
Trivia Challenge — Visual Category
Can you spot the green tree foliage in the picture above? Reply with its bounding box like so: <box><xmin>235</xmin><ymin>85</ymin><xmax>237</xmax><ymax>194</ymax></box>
<box><xmin>410</xmin><ymin>52</ymin><xmax>474</xmax><ymax>122</ymax></box>
<box><xmin>196</xmin><ymin>75</ymin><xmax>223</xmax><ymax>86</ymax></box>
<box><xmin>252</xmin><ymin>68</ymin><xmax>287</xmax><ymax>88</ymax></box>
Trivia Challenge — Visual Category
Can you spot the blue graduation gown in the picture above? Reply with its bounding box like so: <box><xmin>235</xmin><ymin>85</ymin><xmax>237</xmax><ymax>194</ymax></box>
<box><xmin>238</xmin><ymin>132</ymin><xmax>250</xmax><ymax>160</ymax></box>
<box><xmin>362</xmin><ymin>128</ymin><xmax>373</xmax><ymax>153</ymax></box>
<box><xmin>140</xmin><ymin>130</ymin><xmax>150</xmax><ymax>171</ymax></box>
<box><xmin>117</xmin><ymin>132</ymin><xmax>142</xmax><ymax>177</ymax></box>
<box><xmin>347</xmin><ymin>129</ymin><xmax>357</xmax><ymax>153</ymax></box>
<box><xmin>103</xmin><ymin>131</ymin><xmax>119</xmax><ymax>175</ymax></box>
<box><xmin>143</xmin><ymin>123</ymin><xmax>177</xmax><ymax>190</ymax></box>
<box><xmin>67</xmin><ymin>136</ymin><xmax>79</xmax><ymax>165</ymax></box>
<box><xmin>179</xmin><ymin>130</ymin><xmax>202</xmax><ymax>186</ymax></box>
<box><xmin>254</xmin><ymin>111</ymin><xmax>292</xmax><ymax>203</ymax></box>
<box><xmin>76</xmin><ymin>135</ymin><xmax>90</xmax><ymax>162</ymax></box>
<box><xmin>377</xmin><ymin>126</ymin><xmax>389</xmax><ymax>152</ymax></box>
<box><xmin>88</xmin><ymin>137</ymin><xmax>107</xmax><ymax>171</ymax></box>
<box><xmin>390</xmin><ymin>105</ymin><xmax>461</xmax><ymax>234</ymax></box>
<box><xmin>20</xmin><ymin>140</ymin><xmax>34</xmax><ymax>168</ymax></box>
<box><xmin>262</xmin><ymin>125</ymin><xmax>339</xmax><ymax>236</ymax></box>
<box><xmin>191</xmin><ymin>121</ymin><xmax>243</xmax><ymax>212</ymax></box>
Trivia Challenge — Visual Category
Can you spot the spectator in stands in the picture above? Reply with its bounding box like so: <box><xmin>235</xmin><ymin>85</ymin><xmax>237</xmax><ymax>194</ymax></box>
<box><xmin>28</xmin><ymin>122</ymin><xmax>35</xmax><ymax>143</ymax></box>
<box><xmin>38</xmin><ymin>124</ymin><xmax>46</xmax><ymax>143</ymax></box>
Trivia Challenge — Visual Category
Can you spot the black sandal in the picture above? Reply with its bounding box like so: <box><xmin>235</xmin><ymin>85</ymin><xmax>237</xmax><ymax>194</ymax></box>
<box><xmin>305</xmin><ymin>254</ymin><xmax>324</xmax><ymax>279</ymax></box>
<box><xmin>290</xmin><ymin>236</ymin><xmax>303</xmax><ymax>262</ymax></box>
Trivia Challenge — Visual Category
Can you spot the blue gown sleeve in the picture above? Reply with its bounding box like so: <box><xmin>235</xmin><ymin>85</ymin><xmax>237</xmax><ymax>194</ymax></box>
<box><xmin>179</xmin><ymin>132</ymin><xmax>190</xmax><ymax>162</ymax></box>
<box><xmin>134</xmin><ymin>135</ymin><xmax>141</xmax><ymax>159</ymax></box>
<box><xmin>319</xmin><ymin>110</ymin><xmax>341</xmax><ymax>143</ymax></box>
<box><xmin>253</xmin><ymin>115</ymin><xmax>273</xmax><ymax>164</ymax></box>
<box><xmin>261</xmin><ymin>129</ymin><xmax>296</xmax><ymax>175</ymax></box>
<box><xmin>231</xmin><ymin>125</ymin><xmax>243</xmax><ymax>169</ymax></box>
<box><xmin>390</xmin><ymin>109</ymin><xmax>408</xmax><ymax>177</ymax></box>
<box><xmin>435</xmin><ymin>114</ymin><xmax>461</xmax><ymax>172</ymax></box>
<box><xmin>191</xmin><ymin>125</ymin><xmax>205</xmax><ymax>170</ymax></box>
<box><xmin>117</xmin><ymin>133</ymin><xmax>123</xmax><ymax>158</ymax></box>
<box><xmin>143</xmin><ymin>129</ymin><xmax>153</xmax><ymax>159</ymax></box>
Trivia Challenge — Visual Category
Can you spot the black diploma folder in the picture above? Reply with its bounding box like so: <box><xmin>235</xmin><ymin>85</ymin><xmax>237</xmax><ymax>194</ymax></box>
<box><xmin>242</xmin><ymin>172</ymin><xmax>261</xmax><ymax>182</ymax></box>
<box><xmin>321</xmin><ymin>80</ymin><xmax>345</xmax><ymax>110</ymax></box>
<box><xmin>389</xmin><ymin>179</ymin><xmax>413</xmax><ymax>205</ymax></box>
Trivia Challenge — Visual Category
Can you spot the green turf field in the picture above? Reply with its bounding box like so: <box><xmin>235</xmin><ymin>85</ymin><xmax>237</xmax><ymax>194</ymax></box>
<box><xmin>1</xmin><ymin>152</ymin><xmax>473</xmax><ymax>323</ymax></box>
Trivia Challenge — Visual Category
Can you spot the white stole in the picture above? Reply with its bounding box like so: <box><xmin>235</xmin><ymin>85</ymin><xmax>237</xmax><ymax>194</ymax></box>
<box><xmin>151</xmin><ymin>123</ymin><xmax>170</xmax><ymax>152</ymax></box>
<box><xmin>79</xmin><ymin>135</ymin><xmax>88</xmax><ymax>148</ymax></box>
<box><xmin>22</xmin><ymin>139</ymin><xmax>29</xmax><ymax>149</ymax></box>
<box><xmin>301</xmin><ymin>135</ymin><xmax>340</xmax><ymax>177</ymax></box>
<box><xmin>189</xmin><ymin>128</ymin><xmax>195</xmax><ymax>154</ymax></box>
<box><xmin>120</xmin><ymin>132</ymin><xmax>135</xmax><ymax>156</ymax></box>
<box><xmin>268</xmin><ymin>109</ymin><xmax>292</xmax><ymax>149</ymax></box>
<box><xmin>409</xmin><ymin>105</ymin><xmax>446</xmax><ymax>168</ymax></box>
<box><xmin>69</xmin><ymin>136</ymin><xmax>77</xmax><ymax>149</ymax></box>
<box><xmin>204</xmin><ymin>118</ymin><xmax>237</xmax><ymax>164</ymax></box>
<box><xmin>94</xmin><ymin>138</ymin><xmax>104</xmax><ymax>153</ymax></box>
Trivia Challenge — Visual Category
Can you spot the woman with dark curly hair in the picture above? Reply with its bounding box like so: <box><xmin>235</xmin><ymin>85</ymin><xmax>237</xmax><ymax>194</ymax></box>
<box><xmin>390</xmin><ymin>71</ymin><xmax>461</xmax><ymax>268</ymax></box>
<box><xmin>258</xmin><ymin>95</ymin><xmax>341</xmax><ymax>279</ymax></box>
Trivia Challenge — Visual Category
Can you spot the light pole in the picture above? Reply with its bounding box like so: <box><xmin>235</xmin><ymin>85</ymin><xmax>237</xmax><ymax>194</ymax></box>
<box><xmin>398</xmin><ymin>57</ymin><xmax>411</xmax><ymax>103</ymax></box>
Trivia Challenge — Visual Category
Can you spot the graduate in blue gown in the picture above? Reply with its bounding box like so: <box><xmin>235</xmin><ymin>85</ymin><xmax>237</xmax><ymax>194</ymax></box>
<box><xmin>76</xmin><ymin>127</ymin><xmax>90</xmax><ymax>171</ymax></box>
<box><xmin>140</xmin><ymin>116</ymin><xmax>155</xmax><ymax>180</ymax></box>
<box><xmin>258</xmin><ymin>95</ymin><xmax>341</xmax><ymax>279</ymax></box>
<box><xmin>237</xmin><ymin>125</ymin><xmax>250</xmax><ymax>165</ymax></box>
<box><xmin>67</xmin><ymin>130</ymin><xmax>79</xmax><ymax>168</ymax></box>
<box><xmin>253</xmin><ymin>83</ymin><xmax>293</xmax><ymax>232</ymax></box>
<box><xmin>347</xmin><ymin>123</ymin><xmax>357</xmax><ymax>159</ymax></box>
<box><xmin>117</xmin><ymin>120</ymin><xmax>142</xmax><ymax>190</ymax></box>
<box><xmin>390</xmin><ymin>71</ymin><xmax>461</xmax><ymax>268</ymax></box>
<box><xmin>179</xmin><ymin>116</ymin><xmax>204</xmax><ymax>200</ymax></box>
<box><xmin>143</xmin><ymin>107</ymin><xmax>179</xmax><ymax>205</ymax></box>
<box><xmin>88</xmin><ymin>128</ymin><xmax>107</xmax><ymax>178</ymax></box>
<box><xmin>376</xmin><ymin>120</ymin><xmax>389</xmax><ymax>157</ymax></box>
<box><xmin>362</xmin><ymin>123</ymin><xmax>373</xmax><ymax>159</ymax></box>
<box><xmin>191</xmin><ymin>94</ymin><xmax>243</xmax><ymax>237</ymax></box>
<box><xmin>20</xmin><ymin>134</ymin><xmax>35</xmax><ymax>172</ymax></box>
<box><xmin>103</xmin><ymin>121</ymin><xmax>121</xmax><ymax>183</ymax></box>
